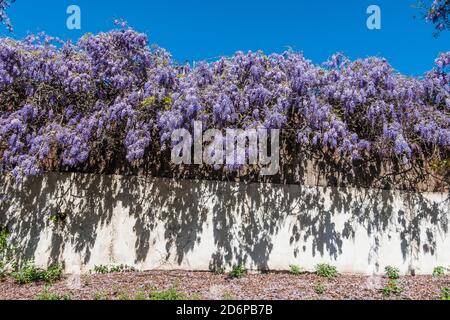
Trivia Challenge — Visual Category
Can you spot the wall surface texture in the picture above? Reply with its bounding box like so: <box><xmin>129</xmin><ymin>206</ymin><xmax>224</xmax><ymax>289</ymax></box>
<box><xmin>0</xmin><ymin>173</ymin><xmax>449</xmax><ymax>275</ymax></box>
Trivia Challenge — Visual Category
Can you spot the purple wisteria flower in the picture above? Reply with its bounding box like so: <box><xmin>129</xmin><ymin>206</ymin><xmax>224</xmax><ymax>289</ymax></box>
<box><xmin>426</xmin><ymin>0</ymin><xmax>450</xmax><ymax>35</ymax></box>
<box><xmin>0</xmin><ymin>0</ymin><xmax>14</xmax><ymax>32</ymax></box>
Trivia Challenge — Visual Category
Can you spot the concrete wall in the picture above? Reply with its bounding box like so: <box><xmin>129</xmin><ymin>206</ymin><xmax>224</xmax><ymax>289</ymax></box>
<box><xmin>0</xmin><ymin>173</ymin><xmax>449</xmax><ymax>275</ymax></box>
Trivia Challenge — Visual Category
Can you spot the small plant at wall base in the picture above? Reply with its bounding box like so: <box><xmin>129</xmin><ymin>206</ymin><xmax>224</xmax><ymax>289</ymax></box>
<box><xmin>133</xmin><ymin>291</ymin><xmax>148</xmax><ymax>301</ymax></box>
<box><xmin>441</xmin><ymin>287</ymin><xmax>450</xmax><ymax>300</ymax></box>
<box><xmin>11</xmin><ymin>262</ymin><xmax>63</xmax><ymax>284</ymax></box>
<box><xmin>117</xmin><ymin>290</ymin><xmax>148</xmax><ymax>300</ymax></box>
<box><xmin>385</xmin><ymin>266</ymin><xmax>400</xmax><ymax>280</ymax></box>
<box><xmin>315</xmin><ymin>264</ymin><xmax>338</xmax><ymax>278</ymax></box>
<box><xmin>0</xmin><ymin>227</ymin><xmax>14</xmax><ymax>278</ymax></box>
<box><xmin>149</xmin><ymin>287</ymin><xmax>189</xmax><ymax>301</ymax></box>
<box><xmin>289</xmin><ymin>265</ymin><xmax>302</xmax><ymax>276</ymax></box>
<box><xmin>432</xmin><ymin>266</ymin><xmax>447</xmax><ymax>277</ymax></box>
<box><xmin>382</xmin><ymin>280</ymin><xmax>402</xmax><ymax>297</ymax></box>
<box><xmin>93</xmin><ymin>292</ymin><xmax>109</xmax><ymax>300</ymax></box>
<box><xmin>314</xmin><ymin>282</ymin><xmax>326</xmax><ymax>295</ymax></box>
<box><xmin>42</xmin><ymin>263</ymin><xmax>63</xmax><ymax>284</ymax></box>
<box><xmin>92</xmin><ymin>264</ymin><xmax>136</xmax><ymax>274</ymax></box>
<box><xmin>229</xmin><ymin>265</ymin><xmax>247</xmax><ymax>279</ymax></box>
<box><xmin>116</xmin><ymin>289</ymin><xmax>132</xmax><ymax>301</ymax></box>
<box><xmin>92</xmin><ymin>265</ymin><xmax>109</xmax><ymax>274</ymax></box>
<box><xmin>11</xmin><ymin>262</ymin><xmax>41</xmax><ymax>284</ymax></box>
<box><xmin>35</xmin><ymin>287</ymin><xmax>72</xmax><ymax>301</ymax></box>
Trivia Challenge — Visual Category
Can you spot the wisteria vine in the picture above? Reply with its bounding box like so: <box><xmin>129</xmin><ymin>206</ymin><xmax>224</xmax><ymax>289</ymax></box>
<box><xmin>0</xmin><ymin>22</ymin><xmax>449</xmax><ymax>179</ymax></box>
<box><xmin>0</xmin><ymin>0</ymin><xmax>14</xmax><ymax>32</ymax></box>
<box><xmin>426</xmin><ymin>0</ymin><xmax>450</xmax><ymax>34</ymax></box>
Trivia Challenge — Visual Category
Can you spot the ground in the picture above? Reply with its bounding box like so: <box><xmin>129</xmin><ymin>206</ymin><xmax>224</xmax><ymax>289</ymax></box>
<box><xmin>0</xmin><ymin>271</ymin><xmax>449</xmax><ymax>300</ymax></box>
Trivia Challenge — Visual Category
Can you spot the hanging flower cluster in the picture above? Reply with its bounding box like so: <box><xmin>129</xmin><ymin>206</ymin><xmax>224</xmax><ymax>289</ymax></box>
<box><xmin>0</xmin><ymin>0</ymin><xmax>14</xmax><ymax>32</ymax></box>
<box><xmin>426</xmin><ymin>0</ymin><xmax>450</xmax><ymax>34</ymax></box>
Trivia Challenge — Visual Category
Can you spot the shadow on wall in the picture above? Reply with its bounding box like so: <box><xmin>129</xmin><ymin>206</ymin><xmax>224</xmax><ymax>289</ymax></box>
<box><xmin>0</xmin><ymin>172</ymin><xmax>449</xmax><ymax>273</ymax></box>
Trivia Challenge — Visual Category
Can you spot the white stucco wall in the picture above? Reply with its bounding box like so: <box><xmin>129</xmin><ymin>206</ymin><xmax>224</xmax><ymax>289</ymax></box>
<box><xmin>0</xmin><ymin>173</ymin><xmax>449</xmax><ymax>275</ymax></box>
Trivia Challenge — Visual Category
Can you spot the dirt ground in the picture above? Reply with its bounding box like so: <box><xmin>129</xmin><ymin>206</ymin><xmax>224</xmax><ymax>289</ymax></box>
<box><xmin>0</xmin><ymin>271</ymin><xmax>449</xmax><ymax>300</ymax></box>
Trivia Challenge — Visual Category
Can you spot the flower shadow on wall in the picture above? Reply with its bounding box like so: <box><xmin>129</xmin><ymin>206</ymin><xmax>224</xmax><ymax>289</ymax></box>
<box><xmin>0</xmin><ymin>171</ymin><xmax>448</xmax><ymax>273</ymax></box>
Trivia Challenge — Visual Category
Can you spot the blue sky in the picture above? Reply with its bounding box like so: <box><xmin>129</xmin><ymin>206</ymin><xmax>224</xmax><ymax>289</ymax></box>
<box><xmin>2</xmin><ymin>0</ymin><xmax>450</xmax><ymax>75</ymax></box>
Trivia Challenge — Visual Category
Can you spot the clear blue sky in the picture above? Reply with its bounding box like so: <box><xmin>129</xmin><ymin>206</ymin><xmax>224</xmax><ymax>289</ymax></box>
<box><xmin>2</xmin><ymin>0</ymin><xmax>450</xmax><ymax>75</ymax></box>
